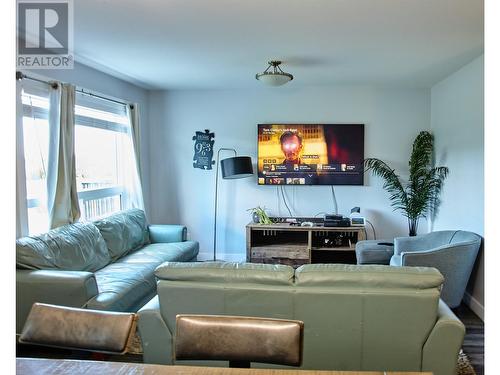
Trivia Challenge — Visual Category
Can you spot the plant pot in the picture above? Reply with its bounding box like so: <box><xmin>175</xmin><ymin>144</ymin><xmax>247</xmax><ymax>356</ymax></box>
<box><xmin>252</xmin><ymin>212</ymin><xmax>260</xmax><ymax>224</ymax></box>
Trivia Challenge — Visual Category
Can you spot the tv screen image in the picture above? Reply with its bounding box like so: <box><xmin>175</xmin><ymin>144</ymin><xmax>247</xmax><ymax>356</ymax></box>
<box><xmin>257</xmin><ymin>124</ymin><xmax>364</xmax><ymax>185</ymax></box>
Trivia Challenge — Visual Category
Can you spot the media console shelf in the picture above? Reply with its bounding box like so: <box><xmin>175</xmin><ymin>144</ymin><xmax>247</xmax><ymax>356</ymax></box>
<box><xmin>246</xmin><ymin>223</ymin><xmax>366</xmax><ymax>267</ymax></box>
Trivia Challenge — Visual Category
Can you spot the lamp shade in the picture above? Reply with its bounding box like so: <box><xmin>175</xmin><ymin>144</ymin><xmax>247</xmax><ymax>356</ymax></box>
<box><xmin>256</xmin><ymin>60</ymin><xmax>294</xmax><ymax>86</ymax></box>
<box><xmin>256</xmin><ymin>73</ymin><xmax>293</xmax><ymax>86</ymax></box>
<box><xmin>220</xmin><ymin>156</ymin><xmax>254</xmax><ymax>179</ymax></box>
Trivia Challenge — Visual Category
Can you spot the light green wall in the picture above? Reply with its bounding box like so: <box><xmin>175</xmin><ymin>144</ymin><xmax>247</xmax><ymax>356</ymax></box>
<box><xmin>148</xmin><ymin>86</ymin><xmax>430</xmax><ymax>260</ymax></box>
<box><xmin>431</xmin><ymin>55</ymin><xmax>484</xmax><ymax>318</ymax></box>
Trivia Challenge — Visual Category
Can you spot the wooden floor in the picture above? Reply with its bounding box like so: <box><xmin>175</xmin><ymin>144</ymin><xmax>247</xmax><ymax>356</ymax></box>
<box><xmin>17</xmin><ymin>303</ymin><xmax>485</xmax><ymax>374</ymax></box>
<box><xmin>452</xmin><ymin>304</ymin><xmax>485</xmax><ymax>375</ymax></box>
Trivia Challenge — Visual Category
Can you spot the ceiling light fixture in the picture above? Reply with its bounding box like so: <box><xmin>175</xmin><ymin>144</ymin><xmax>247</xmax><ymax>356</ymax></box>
<box><xmin>256</xmin><ymin>60</ymin><xmax>293</xmax><ymax>86</ymax></box>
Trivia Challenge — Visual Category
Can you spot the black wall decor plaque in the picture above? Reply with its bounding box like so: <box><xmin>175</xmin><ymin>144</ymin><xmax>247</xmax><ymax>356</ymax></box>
<box><xmin>192</xmin><ymin>129</ymin><xmax>215</xmax><ymax>170</ymax></box>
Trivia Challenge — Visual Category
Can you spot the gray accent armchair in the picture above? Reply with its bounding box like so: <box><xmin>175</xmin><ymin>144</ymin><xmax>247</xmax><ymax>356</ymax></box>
<box><xmin>390</xmin><ymin>230</ymin><xmax>481</xmax><ymax>308</ymax></box>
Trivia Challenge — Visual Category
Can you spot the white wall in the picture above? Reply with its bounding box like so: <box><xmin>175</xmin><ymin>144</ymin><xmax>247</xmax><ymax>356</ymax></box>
<box><xmin>148</xmin><ymin>86</ymin><xmax>430</xmax><ymax>260</ymax></box>
<box><xmin>431</xmin><ymin>55</ymin><xmax>484</xmax><ymax>318</ymax></box>
<box><xmin>23</xmin><ymin>63</ymin><xmax>152</xmax><ymax>214</ymax></box>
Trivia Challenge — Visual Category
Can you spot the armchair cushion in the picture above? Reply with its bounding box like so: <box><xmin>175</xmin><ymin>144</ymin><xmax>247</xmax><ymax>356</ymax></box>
<box><xmin>16</xmin><ymin>222</ymin><xmax>110</xmax><ymax>272</ymax></box>
<box><xmin>93</xmin><ymin>208</ymin><xmax>150</xmax><ymax>261</ymax></box>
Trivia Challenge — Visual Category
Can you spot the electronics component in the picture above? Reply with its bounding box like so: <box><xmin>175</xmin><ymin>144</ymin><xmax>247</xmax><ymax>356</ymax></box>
<box><xmin>350</xmin><ymin>217</ymin><xmax>366</xmax><ymax>226</ymax></box>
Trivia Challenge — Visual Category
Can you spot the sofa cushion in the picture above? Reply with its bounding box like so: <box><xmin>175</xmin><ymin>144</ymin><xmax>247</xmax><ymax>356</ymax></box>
<box><xmin>87</xmin><ymin>241</ymin><xmax>198</xmax><ymax>311</ymax></box>
<box><xmin>155</xmin><ymin>261</ymin><xmax>294</xmax><ymax>285</ymax></box>
<box><xmin>93</xmin><ymin>208</ymin><xmax>150</xmax><ymax>261</ymax></box>
<box><xmin>16</xmin><ymin>222</ymin><xmax>110</xmax><ymax>272</ymax></box>
<box><xmin>87</xmin><ymin>259</ymin><xmax>157</xmax><ymax>312</ymax></box>
<box><xmin>295</xmin><ymin>264</ymin><xmax>443</xmax><ymax>289</ymax></box>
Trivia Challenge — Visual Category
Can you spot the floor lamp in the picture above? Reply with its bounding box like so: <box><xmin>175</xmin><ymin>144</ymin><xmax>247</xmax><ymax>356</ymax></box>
<box><xmin>213</xmin><ymin>148</ymin><xmax>254</xmax><ymax>261</ymax></box>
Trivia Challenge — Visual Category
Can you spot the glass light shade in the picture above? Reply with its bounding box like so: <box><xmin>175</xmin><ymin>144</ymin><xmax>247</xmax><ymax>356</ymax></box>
<box><xmin>255</xmin><ymin>72</ymin><xmax>293</xmax><ymax>86</ymax></box>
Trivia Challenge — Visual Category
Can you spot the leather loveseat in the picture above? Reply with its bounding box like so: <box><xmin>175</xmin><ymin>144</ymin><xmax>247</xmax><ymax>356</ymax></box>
<box><xmin>138</xmin><ymin>262</ymin><xmax>464</xmax><ymax>375</ymax></box>
<box><xmin>16</xmin><ymin>208</ymin><xmax>199</xmax><ymax>333</ymax></box>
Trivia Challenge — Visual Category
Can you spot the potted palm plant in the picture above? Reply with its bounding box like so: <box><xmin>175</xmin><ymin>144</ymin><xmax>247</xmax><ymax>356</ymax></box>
<box><xmin>364</xmin><ymin>131</ymin><xmax>448</xmax><ymax>236</ymax></box>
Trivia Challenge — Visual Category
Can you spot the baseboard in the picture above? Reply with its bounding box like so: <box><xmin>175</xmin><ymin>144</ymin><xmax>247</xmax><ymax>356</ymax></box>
<box><xmin>197</xmin><ymin>251</ymin><xmax>245</xmax><ymax>262</ymax></box>
<box><xmin>463</xmin><ymin>291</ymin><xmax>484</xmax><ymax>321</ymax></box>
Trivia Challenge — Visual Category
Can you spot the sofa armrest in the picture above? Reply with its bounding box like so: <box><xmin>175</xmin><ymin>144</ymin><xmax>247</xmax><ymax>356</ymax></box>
<box><xmin>148</xmin><ymin>225</ymin><xmax>186</xmax><ymax>243</ymax></box>
<box><xmin>16</xmin><ymin>269</ymin><xmax>98</xmax><ymax>333</ymax></box>
<box><xmin>400</xmin><ymin>243</ymin><xmax>465</xmax><ymax>265</ymax></box>
<box><xmin>137</xmin><ymin>296</ymin><xmax>173</xmax><ymax>364</ymax></box>
<box><xmin>393</xmin><ymin>236</ymin><xmax>428</xmax><ymax>255</ymax></box>
<box><xmin>422</xmin><ymin>300</ymin><xmax>465</xmax><ymax>375</ymax></box>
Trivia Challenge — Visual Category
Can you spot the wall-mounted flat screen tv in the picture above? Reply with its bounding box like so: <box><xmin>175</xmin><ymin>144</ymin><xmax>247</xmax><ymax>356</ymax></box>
<box><xmin>257</xmin><ymin>124</ymin><xmax>364</xmax><ymax>185</ymax></box>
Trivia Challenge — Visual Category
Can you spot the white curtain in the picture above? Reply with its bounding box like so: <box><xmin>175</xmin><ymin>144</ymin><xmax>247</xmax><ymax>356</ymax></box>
<box><xmin>121</xmin><ymin>103</ymin><xmax>145</xmax><ymax>210</ymax></box>
<box><xmin>129</xmin><ymin>104</ymin><xmax>142</xmax><ymax>176</ymax></box>
<box><xmin>47</xmin><ymin>83</ymin><xmax>81</xmax><ymax>228</ymax></box>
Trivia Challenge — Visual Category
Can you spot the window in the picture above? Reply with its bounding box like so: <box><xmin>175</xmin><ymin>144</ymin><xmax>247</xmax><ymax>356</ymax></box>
<box><xmin>18</xmin><ymin>81</ymin><xmax>140</xmax><ymax>236</ymax></box>
<box><xmin>74</xmin><ymin>93</ymin><xmax>135</xmax><ymax>222</ymax></box>
<box><xmin>21</xmin><ymin>84</ymin><xmax>50</xmax><ymax>235</ymax></box>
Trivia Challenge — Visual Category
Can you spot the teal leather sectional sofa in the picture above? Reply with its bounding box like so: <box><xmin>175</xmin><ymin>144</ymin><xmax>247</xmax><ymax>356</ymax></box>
<box><xmin>138</xmin><ymin>262</ymin><xmax>464</xmax><ymax>375</ymax></box>
<box><xmin>16</xmin><ymin>209</ymin><xmax>198</xmax><ymax>333</ymax></box>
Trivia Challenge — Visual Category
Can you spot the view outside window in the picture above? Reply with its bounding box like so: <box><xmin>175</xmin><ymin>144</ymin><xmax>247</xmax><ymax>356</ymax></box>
<box><xmin>21</xmin><ymin>92</ymin><xmax>50</xmax><ymax>235</ymax></box>
<box><xmin>74</xmin><ymin>94</ymin><xmax>131</xmax><ymax>221</ymax></box>
<box><xmin>75</xmin><ymin>126</ymin><xmax>119</xmax><ymax>190</ymax></box>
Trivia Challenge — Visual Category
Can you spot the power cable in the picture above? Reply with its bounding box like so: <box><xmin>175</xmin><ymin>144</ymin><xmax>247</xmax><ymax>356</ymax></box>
<box><xmin>280</xmin><ymin>185</ymin><xmax>293</xmax><ymax>217</ymax></box>
<box><xmin>330</xmin><ymin>186</ymin><xmax>338</xmax><ymax>214</ymax></box>
<box><xmin>276</xmin><ymin>186</ymin><xmax>281</xmax><ymax>216</ymax></box>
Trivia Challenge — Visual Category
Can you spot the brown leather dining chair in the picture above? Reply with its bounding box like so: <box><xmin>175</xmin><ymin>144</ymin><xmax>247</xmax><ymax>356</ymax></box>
<box><xmin>174</xmin><ymin>314</ymin><xmax>304</xmax><ymax>368</ymax></box>
<box><xmin>19</xmin><ymin>303</ymin><xmax>138</xmax><ymax>355</ymax></box>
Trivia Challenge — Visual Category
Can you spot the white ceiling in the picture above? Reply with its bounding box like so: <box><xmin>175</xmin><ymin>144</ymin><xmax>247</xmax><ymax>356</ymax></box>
<box><xmin>73</xmin><ymin>0</ymin><xmax>484</xmax><ymax>90</ymax></box>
